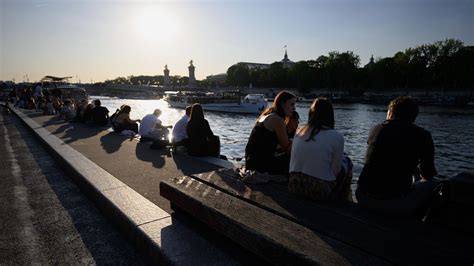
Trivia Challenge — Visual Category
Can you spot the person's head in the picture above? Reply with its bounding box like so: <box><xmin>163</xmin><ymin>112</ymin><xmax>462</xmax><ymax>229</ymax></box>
<box><xmin>260</xmin><ymin>90</ymin><xmax>296</xmax><ymax>119</ymax></box>
<box><xmin>122</xmin><ymin>105</ymin><xmax>131</xmax><ymax>114</ymax></box>
<box><xmin>301</xmin><ymin>97</ymin><xmax>335</xmax><ymax>141</ymax></box>
<box><xmin>94</xmin><ymin>99</ymin><xmax>101</xmax><ymax>107</ymax></box>
<box><xmin>185</xmin><ymin>106</ymin><xmax>192</xmax><ymax>116</ymax></box>
<box><xmin>387</xmin><ymin>96</ymin><xmax>418</xmax><ymax>122</ymax></box>
<box><xmin>189</xmin><ymin>103</ymin><xmax>204</xmax><ymax>122</ymax></box>
<box><xmin>287</xmin><ymin>111</ymin><xmax>300</xmax><ymax>133</ymax></box>
<box><xmin>153</xmin><ymin>108</ymin><xmax>162</xmax><ymax>117</ymax></box>
<box><xmin>63</xmin><ymin>99</ymin><xmax>71</xmax><ymax>106</ymax></box>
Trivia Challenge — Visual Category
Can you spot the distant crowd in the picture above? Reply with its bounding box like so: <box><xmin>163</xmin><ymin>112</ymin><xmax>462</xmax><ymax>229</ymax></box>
<box><xmin>4</xmin><ymin>84</ymin><xmax>440</xmax><ymax>218</ymax></box>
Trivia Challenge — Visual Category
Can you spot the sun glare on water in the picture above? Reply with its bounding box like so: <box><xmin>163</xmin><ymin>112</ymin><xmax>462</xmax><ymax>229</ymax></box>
<box><xmin>131</xmin><ymin>6</ymin><xmax>181</xmax><ymax>43</ymax></box>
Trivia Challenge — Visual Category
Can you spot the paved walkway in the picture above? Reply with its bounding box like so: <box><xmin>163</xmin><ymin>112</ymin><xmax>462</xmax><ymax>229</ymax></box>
<box><xmin>0</xmin><ymin>108</ymin><xmax>144</xmax><ymax>264</ymax></box>
<box><xmin>28</xmin><ymin>112</ymin><xmax>222</xmax><ymax>213</ymax></box>
<box><xmin>6</xmin><ymin>107</ymin><xmax>263</xmax><ymax>264</ymax></box>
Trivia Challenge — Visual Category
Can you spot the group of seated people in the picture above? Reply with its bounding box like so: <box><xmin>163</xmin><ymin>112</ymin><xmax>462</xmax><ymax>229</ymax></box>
<box><xmin>58</xmin><ymin>99</ymin><xmax>110</xmax><ymax>127</ymax></box>
<box><xmin>244</xmin><ymin>91</ymin><xmax>439</xmax><ymax>217</ymax></box>
<box><xmin>108</xmin><ymin>103</ymin><xmax>221</xmax><ymax>157</ymax></box>
<box><xmin>35</xmin><ymin>91</ymin><xmax>438</xmax><ymax>217</ymax></box>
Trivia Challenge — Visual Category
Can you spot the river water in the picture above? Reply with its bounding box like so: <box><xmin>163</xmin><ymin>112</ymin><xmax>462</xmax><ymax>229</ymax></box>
<box><xmin>92</xmin><ymin>96</ymin><xmax>474</xmax><ymax>179</ymax></box>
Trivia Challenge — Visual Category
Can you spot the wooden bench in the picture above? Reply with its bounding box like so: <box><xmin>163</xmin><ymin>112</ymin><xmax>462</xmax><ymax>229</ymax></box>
<box><xmin>160</xmin><ymin>169</ymin><xmax>474</xmax><ymax>265</ymax></box>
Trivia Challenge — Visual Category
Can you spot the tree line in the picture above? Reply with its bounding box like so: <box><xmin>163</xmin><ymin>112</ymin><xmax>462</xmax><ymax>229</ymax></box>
<box><xmin>226</xmin><ymin>39</ymin><xmax>474</xmax><ymax>93</ymax></box>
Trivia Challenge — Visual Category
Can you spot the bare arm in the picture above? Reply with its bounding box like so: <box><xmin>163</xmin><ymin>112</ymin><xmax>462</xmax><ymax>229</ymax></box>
<box><xmin>264</xmin><ymin>115</ymin><xmax>291</xmax><ymax>153</ymax></box>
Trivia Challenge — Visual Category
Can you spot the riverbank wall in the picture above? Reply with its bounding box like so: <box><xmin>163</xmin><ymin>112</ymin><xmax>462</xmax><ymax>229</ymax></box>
<box><xmin>4</xmin><ymin>103</ymin><xmax>254</xmax><ymax>264</ymax></box>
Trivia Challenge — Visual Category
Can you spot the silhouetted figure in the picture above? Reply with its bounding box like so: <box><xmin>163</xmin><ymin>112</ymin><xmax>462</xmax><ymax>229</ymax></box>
<box><xmin>90</xmin><ymin>99</ymin><xmax>109</xmax><ymax>126</ymax></box>
<box><xmin>113</xmin><ymin>105</ymin><xmax>140</xmax><ymax>134</ymax></box>
<box><xmin>245</xmin><ymin>91</ymin><xmax>296</xmax><ymax>175</ymax></box>
<box><xmin>186</xmin><ymin>103</ymin><xmax>219</xmax><ymax>156</ymax></box>
<box><xmin>356</xmin><ymin>96</ymin><xmax>439</xmax><ymax>216</ymax></box>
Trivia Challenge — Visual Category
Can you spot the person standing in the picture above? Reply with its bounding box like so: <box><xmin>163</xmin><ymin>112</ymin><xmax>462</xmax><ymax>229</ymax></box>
<box><xmin>356</xmin><ymin>96</ymin><xmax>439</xmax><ymax>216</ymax></box>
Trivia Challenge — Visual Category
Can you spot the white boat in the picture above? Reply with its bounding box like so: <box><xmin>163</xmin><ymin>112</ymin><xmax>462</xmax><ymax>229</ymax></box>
<box><xmin>164</xmin><ymin>91</ymin><xmax>268</xmax><ymax>114</ymax></box>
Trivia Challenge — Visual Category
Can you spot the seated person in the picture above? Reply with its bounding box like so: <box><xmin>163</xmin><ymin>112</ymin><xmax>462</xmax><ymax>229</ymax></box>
<box><xmin>186</xmin><ymin>104</ymin><xmax>220</xmax><ymax>156</ymax></box>
<box><xmin>356</xmin><ymin>96</ymin><xmax>439</xmax><ymax>217</ymax></box>
<box><xmin>90</xmin><ymin>99</ymin><xmax>109</xmax><ymax>126</ymax></box>
<box><xmin>110</xmin><ymin>105</ymin><xmax>125</xmax><ymax>127</ymax></box>
<box><xmin>113</xmin><ymin>105</ymin><xmax>140</xmax><ymax>134</ymax></box>
<box><xmin>139</xmin><ymin>108</ymin><xmax>172</xmax><ymax>142</ymax></box>
<box><xmin>287</xmin><ymin>110</ymin><xmax>300</xmax><ymax>139</ymax></box>
<box><xmin>245</xmin><ymin>91</ymin><xmax>296</xmax><ymax>175</ymax></box>
<box><xmin>289</xmin><ymin>98</ymin><xmax>351</xmax><ymax>201</ymax></box>
<box><xmin>171</xmin><ymin>106</ymin><xmax>192</xmax><ymax>147</ymax></box>
<box><xmin>74</xmin><ymin>100</ymin><xmax>88</xmax><ymax>122</ymax></box>
<box><xmin>82</xmin><ymin>103</ymin><xmax>95</xmax><ymax>123</ymax></box>
<box><xmin>59</xmin><ymin>100</ymin><xmax>75</xmax><ymax>121</ymax></box>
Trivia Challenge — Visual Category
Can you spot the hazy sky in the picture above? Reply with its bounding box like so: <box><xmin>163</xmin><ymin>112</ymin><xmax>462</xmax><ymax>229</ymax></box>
<box><xmin>1</xmin><ymin>0</ymin><xmax>473</xmax><ymax>83</ymax></box>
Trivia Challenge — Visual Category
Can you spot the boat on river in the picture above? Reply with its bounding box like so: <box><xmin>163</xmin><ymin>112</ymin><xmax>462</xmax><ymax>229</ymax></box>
<box><xmin>164</xmin><ymin>91</ymin><xmax>267</xmax><ymax>114</ymax></box>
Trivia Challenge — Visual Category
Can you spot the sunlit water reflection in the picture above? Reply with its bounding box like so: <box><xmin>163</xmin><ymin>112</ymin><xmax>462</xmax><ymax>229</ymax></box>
<box><xmin>92</xmin><ymin>96</ymin><xmax>474</xmax><ymax>179</ymax></box>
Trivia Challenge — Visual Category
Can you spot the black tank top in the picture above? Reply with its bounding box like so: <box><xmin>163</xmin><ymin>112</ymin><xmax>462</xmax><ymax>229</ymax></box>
<box><xmin>245</xmin><ymin>119</ymin><xmax>279</xmax><ymax>171</ymax></box>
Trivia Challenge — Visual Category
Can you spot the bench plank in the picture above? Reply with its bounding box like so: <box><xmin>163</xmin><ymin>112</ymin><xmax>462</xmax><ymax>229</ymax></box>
<box><xmin>160</xmin><ymin>176</ymin><xmax>389</xmax><ymax>265</ymax></box>
<box><xmin>188</xmin><ymin>170</ymin><xmax>474</xmax><ymax>265</ymax></box>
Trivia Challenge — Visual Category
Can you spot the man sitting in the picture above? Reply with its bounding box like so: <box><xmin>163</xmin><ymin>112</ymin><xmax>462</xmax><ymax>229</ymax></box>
<box><xmin>90</xmin><ymin>100</ymin><xmax>109</xmax><ymax>126</ymax></box>
<box><xmin>171</xmin><ymin>106</ymin><xmax>191</xmax><ymax>148</ymax></box>
<box><xmin>139</xmin><ymin>109</ymin><xmax>171</xmax><ymax>142</ymax></box>
<box><xmin>356</xmin><ymin>96</ymin><xmax>439</xmax><ymax>217</ymax></box>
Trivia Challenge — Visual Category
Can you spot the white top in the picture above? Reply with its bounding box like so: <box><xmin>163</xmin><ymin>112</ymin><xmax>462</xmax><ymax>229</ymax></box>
<box><xmin>172</xmin><ymin>114</ymin><xmax>189</xmax><ymax>142</ymax></box>
<box><xmin>139</xmin><ymin>114</ymin><xmax>161</xmax><ymax>137</ymax></box>
<box><xmin>290</xmin><ymin>127</ymin><xmax>344</xmax><ymax>181</ymax></box>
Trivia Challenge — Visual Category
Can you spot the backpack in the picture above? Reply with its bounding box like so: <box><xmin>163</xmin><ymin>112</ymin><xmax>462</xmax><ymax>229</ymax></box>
<box><xmin>423</xmin><ymin>172</ymin><xmax>474</xmax><ymax>233</ymax></box>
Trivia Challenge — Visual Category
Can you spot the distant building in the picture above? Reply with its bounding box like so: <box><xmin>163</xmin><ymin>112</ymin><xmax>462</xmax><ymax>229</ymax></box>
<box><xmin>364</xmin><ymin>55</ymin><xmax>375</xmax><ymax>68</ymax></box>
<box><xmin>231</xmin><ymin>49</ymin><xmax>296</xmax><ymax>70</ymax></box>
<box><xmin>206</xmin><ymin>73</ymin><xmax>227</xmax><ymax>85</ymax></box>
<box><xmin>280</xmin><ymin>49</ymin><xmax>295</xmax><ymax>68</ymax></box>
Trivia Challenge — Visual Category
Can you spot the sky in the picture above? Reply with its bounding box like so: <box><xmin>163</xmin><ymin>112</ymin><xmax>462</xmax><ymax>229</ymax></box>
<box><xmin>1</xmin><ymin>0</ymin><xmax>473</xmax><ymax>83</ymax></box>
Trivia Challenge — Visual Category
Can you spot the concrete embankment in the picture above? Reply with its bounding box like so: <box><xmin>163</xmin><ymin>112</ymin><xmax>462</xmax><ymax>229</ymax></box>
<box><xmin>0</xmin><ymin>106</ymin><xmax>144</xmax><ymax>264</ymax></box>
<box><xmin>7</xmin><ymin>104</ymin><xmax>257</xmax><ymax>265</ymax></box>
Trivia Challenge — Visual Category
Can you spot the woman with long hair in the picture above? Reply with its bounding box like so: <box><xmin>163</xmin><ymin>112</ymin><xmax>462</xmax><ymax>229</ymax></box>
<box><xmin>186</xmin><ymin>103</ymin><xmax>220</xmax><ymax>156</ymax></box>
<box><xmin>245</xmin><ymin>90</ymin><xmax>296</xmax><ymax>175</ymax></box>
<box><xmin>289</xmin><ymin>97</ymin><xmax>351</xmax><ymax>201</ymax></box>
<box><xmin>114</xmin><ymin>105</ymin><xmax>140</xmax><ymax>134</ymax></box>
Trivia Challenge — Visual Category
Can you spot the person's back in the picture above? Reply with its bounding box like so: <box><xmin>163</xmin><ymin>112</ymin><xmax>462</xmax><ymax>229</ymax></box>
<box><xmin>82</xmin><ymin>104</ymin><xmax>94</xmax><ymax>122</ymax></box>
<box><xmin>186</xmin><ymin>104</ymin><xmax>218</xmax><ymax>156</ymax></box>
<box><xmin>90</xmin><ymin>100</ymin><xmax>109</xmax><ymax>126</ymax></box>
<box><xmin>172</xmin><ymin>106</ymin><xmax>191</xmax><ymax>145</ymax></box>
<box><xmin>187</xmin><ymin>118</ymin><xmax>213</xmax><ymax>155</ymax></box>
<box><xmin>356</xmin><ymin>96</ymin><xmax>438</xmax><ymax>216</ymax></box>
<box><xmin>289</xmin><ymin>97</ymin><xmax>352</xmax><ymax>202</ymax></box>
<box><xmin>91</xmin><ymin>106</ymin><xmax>109</xmax><ymax>126</ymax></box>
<box><xmin>290</xmin><ymin>128</ymin><xmax>344</xmax><ymax>182</ymax></box>
<box><xmin>358</xmin><ymin>120</ymin><xmax>434</xmax><ymax>197</ymax></box>
<box><xmin>139</xmin><ymin>109</ymin><xmax>165</xmax><ymax>139</ymax></box>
